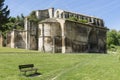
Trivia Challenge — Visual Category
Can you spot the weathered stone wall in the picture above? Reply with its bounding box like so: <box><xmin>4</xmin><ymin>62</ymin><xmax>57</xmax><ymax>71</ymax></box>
<box><xmin>36</xmin><ymin>8</ymin><xmax>54</xmax><ymax>20</ymax></box>
<box><xmin>29</xmin><ymin>22</ymin><xmax>38</xmax><ymax>50</ymax></box>
<box><xmin>65</xmin><ymin>20</ymin><xmax>107</xmax><ymax>53</ymax></box>
<box><xmin>38</xmin><ymin>18</ymin><xmax>107</xmax><ymax>53</ymax></box>
<box><xmin>65</xmin><ymin>21</ymin><xmax>90</xmax><ymax>53</ymax></box>
<box><xmin>0</xmin><ymin>33</ymin><xmax>3</xmax><ymax>47</ymax></box>
<box><xmin>6</xmin><ymin>30</ymin><xmax>27</xmax><ymax>49</ymax></box>
<box><xmin>97</xmin><ymin>29</ymin><xmax>107</xmax><ymax>53</ymax></box>
<box><xmin>38</xmin><ymin>22</ymin><xmax>62</xmax><ymax>53</ymax></box>
<box><xmin>6</xmin><ymin>31</ymin><xmax>12</xmax><ymax>47</ymax></box>
<box><xmin>14</xmin><ymin>30</ymin><xmax>26</xmax><ymax>49</ymax></box>
<box><xmin>24</xmin><ymin>18</ymin><xmax>38</xmax><ymax>50</ymax></box>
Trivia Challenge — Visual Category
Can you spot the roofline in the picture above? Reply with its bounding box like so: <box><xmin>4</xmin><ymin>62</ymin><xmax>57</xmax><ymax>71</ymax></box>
<box><xmin>56</xmin><ymin>8</ymin><xmax>103</xmax><ymax>20</ymax></box>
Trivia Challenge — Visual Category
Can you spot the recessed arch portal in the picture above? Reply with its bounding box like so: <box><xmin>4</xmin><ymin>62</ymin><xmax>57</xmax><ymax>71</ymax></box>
<box><xmin>88</xmin><ymin>29</ymin><xmax>98</xmax><ymax>52</ymax></box>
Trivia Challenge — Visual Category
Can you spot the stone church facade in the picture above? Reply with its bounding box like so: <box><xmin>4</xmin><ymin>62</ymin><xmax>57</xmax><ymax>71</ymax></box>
<box><xmin>6</xmin><ymin>8</ymin><xmax>108</xmax><ymax>53</ymax></box>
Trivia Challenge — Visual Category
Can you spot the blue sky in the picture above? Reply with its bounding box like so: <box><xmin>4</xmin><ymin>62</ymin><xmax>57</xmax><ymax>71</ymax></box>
<box><xmin>4</xmin><ymin>0</ymin><xmax>120</xmax><ymax>30</ymax></box>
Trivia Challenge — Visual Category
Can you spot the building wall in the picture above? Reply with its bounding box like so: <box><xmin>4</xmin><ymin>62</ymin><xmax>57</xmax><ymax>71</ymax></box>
<box><xmin>24</xmin><ymin>17</ymin><xmax>38</xmax><ymax>50</ymax></box>
<box><xmin>65</xmin><ymin>21</ymin><xmax>90</xmax><ymax>53</ymax></box>
<box><xmin>14</xmin><ymin>31</ymin><xmax>26</xmax><ymax>49</ymax></box>
<box><xmin>38</xmin><ymin>18</ymin><xmax>107</xmax><ymax>53</ymax></box>
<box><xmin>29</xmin><ymin>22</ymin><xmax>38</xmax><ymax>50</ymax></box>
<box><xmin>65</xmin><ymin>20</ymin><xmax>107</xmax><ymax>53</ymax></box>
<box><xmin>6</xmin><ymin>31</ymin><xmax>12</xmax><ymax>47</ymax></box>
<box><xmin>0</xmin><ymin>33</ymin><xmax>3</xmax><ymax>47</ymax></box>
<box><xmin>6</xmin><ymin>30</ymin><xmax>27</xmax><ymax>49</ymax></box>
<box><xmin>97</xmin><ymin>28</ymin><xmax>107</xmax><ymax>53</ymax></box>
<box><xmin>38</xmin><ymin>22</ymin><xmax>62</xmax><ymax>53</ymax></box>
<box><xmin>36</xmin><ymin>8</ymin><xmax>54</xmax><ymax>20</ymax></box>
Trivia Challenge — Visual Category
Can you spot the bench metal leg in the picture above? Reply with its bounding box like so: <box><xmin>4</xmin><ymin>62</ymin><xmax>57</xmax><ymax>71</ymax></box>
<box><xmin>24</xmin><ymin>71</ymin><xmax>27</xmax><ymax>76</ymax></box>
<box><xmin>35</xmin><ymin>69</ymin><xmax>37</xmax><ymax>73</ymax></box>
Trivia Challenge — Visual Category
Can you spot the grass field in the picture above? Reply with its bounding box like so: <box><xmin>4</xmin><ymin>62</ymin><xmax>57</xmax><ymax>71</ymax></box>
<box><xmin>0</xmin><ymin>47</ymin><xmax>120</xmax><ymax>80</ymax></box>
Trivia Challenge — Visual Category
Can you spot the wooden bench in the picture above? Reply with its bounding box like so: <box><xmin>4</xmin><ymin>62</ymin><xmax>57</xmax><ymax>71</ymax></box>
<box><xmin>19</xmin><ymin>64</ymin><xmax>38</xmax><ymax>75</ymax></box>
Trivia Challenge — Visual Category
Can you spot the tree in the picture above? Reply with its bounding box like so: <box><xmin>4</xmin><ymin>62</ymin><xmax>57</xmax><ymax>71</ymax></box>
<box><xmin>107</xmin><ymin>30</ymin><xmax>120</xmax><ymax>49</ymax></box>
<box><xmin>27</xmin><ymin>11</ymin><xmax>39</xmax><ymax>24</ymax></box>
<box><xmin>0</xmin><ymin>0</ymin><xmax>10</xmax><ymax>32</ymax></box>
<box><xmin>15</xmin><ymin>14</ymin><xmax>25</xmax><ymax>30</ymax></box>
<box><xmin>6</xmin><ymin>14</ymin><xmax>25</xmax><ymax>31</ymax></box>
<box><xmin>117</xmin><ymin>31</ymin><xmax>120</xmax><ymax>45</ymax></box>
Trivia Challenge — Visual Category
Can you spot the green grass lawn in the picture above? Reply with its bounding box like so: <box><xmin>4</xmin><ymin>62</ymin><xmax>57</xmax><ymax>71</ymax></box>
<box><xmin>0</xmin><ymin>47</ymin><xmax>39</xmax><ymax>52</ymax></box>
<box><xmin>0</xmin><ymin>47</ymin><xmax>120</xmax><ymax>80</ymax></box>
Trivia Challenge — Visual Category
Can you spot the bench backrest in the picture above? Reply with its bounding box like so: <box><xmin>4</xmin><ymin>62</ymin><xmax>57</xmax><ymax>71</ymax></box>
<box><xmin>19</xmin><ymin>64</ymin><xmax>34</xmax><ymax>69</ymax></box>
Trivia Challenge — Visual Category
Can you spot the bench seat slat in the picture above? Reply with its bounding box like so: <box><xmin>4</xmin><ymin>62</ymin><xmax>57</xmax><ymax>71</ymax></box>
<box><xmin>20</xmin><ymin>68</ymin><xmax>38</xmax><ymax>72</ymax></box>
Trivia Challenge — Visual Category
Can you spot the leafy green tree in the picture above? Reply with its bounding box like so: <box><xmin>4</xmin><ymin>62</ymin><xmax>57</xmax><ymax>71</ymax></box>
<box><xmin>5</xmin><ymin>14</ymin><xmax>25</xmax><ymax>31</ymax></box>
<box><xmin>2</xmin><ymin>14</ymin><xmax>24</xmax><ymax>40</ymax></box>
<box><xmin>15</xmin><ymin>14</ymin><xmax>25</xmax><ymax>30</ymax></box>
<box><xmin>0</xmin><ymin>0</ymin><xmax>10</xmax><ymax>32</ymax></box>
<box><xmin>107</xmin><ymin>30</ymin><xmax>120</xmax><ymax>49</ymax></box>
<box><xmin>27</xmin><ymin>11</ymin><xmax>39</xmax><ymax>24</ymax></box>
<box><xmin>118</xmin><ymin>31</ymin><xmax>120</xmax><ymax>45</ymax></box>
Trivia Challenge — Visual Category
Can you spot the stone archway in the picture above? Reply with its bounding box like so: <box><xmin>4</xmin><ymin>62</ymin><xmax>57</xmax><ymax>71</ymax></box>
<box><xmin>88</xmin><ymin>29</ymin><xmax>98</xmax><ymax>52</ymax></box>
<box><xmin>51</xmin><ymin>23</ymin><xmax>62</xmax><ymax>53</ymax></box>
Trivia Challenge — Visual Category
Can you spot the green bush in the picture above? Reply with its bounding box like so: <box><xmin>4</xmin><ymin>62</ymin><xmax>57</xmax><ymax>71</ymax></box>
<box><xmin>107</xmin><ymin>30</ymin><xmax>120</xmax><ymax>50</ymax></box>
<box><xmin>79</xmin><ymin>19</ymin><xmax>88</xmax><ymax>23</ymax></box>
<box><xmin>68</xmin><ymin>17</ymin><xmax>88</xmax><ymax>23</ymax></box>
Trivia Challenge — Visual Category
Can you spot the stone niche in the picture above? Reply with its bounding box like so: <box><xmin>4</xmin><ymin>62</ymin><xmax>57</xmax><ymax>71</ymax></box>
<box><xmin>14</xmin><ymin>31</ymin><xmax>26</xmax><ymax>49</ymax></box>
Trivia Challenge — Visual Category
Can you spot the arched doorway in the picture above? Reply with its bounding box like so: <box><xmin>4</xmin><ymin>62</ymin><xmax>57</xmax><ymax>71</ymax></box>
<box><xmin>88</xmin><ymin>29</ymin><xmax>98</xmax><ymax>52</ymax></box>
<box><xmin>50</xmin><ymin>23</ymin><xmax>62</xmax><ymax>53</ymax></box>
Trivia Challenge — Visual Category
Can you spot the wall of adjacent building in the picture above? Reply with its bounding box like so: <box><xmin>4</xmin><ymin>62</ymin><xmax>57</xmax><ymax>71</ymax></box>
<box><xmin>65</xmin><ymin>20</ymin><xmax>107</xmax><ymax>53</ymax></box>
<box><xmin>65</xmin><ymin>21</ymin><xmax>90</xmax><ymax>53</ymax></box>
<box><xmin>6</xmin><ymin>30</ymin><xmax>27</xmax><ymax>49</ymax></box>
<box><xmin>36</xmin><ymin>8</ymin><xmax>54</xmax><ymax>20</ymax></box>
<box><xmin>24</xmin><ymin>17</ymin><xmax>38</xmax><ymax>50</ymax></box>
<box><xmin>38</xmin><ymin>22</ymin><xmax>62</xmax><ymax>53</ymax></box>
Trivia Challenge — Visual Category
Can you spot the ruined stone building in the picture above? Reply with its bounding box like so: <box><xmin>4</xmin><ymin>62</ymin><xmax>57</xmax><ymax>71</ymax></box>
<box><xmin>6</xmin><ymin>8</ymin><xmax>108</xmax><ymax>53</ymax></box>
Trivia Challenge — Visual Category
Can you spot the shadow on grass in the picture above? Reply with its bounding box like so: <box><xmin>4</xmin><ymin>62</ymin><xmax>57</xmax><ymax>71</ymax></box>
<box><xmin>26</xmin><ymin>72</ymin><xmax>42</xmax><ymax>77</ymax></box>
<box><xmin>19</xmin><ymin>72</ymin><xmax>42</xmax><ymax>77</ymax></box>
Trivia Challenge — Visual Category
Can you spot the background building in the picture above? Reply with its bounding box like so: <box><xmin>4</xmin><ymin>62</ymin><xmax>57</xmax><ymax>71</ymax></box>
<box><xmin>7</xmin><ymin>8</ymin><xmax>108</xmax><ymax>53</ymax></box>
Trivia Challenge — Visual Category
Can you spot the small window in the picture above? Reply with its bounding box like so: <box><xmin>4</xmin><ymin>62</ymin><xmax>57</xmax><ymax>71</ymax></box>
<box><xmin>97</xmin><ymin>20</ymin><xmax>100</xmax><ymax>26</ymax></box>
<box><xmin>57</xmin><ymin>11</ymin><xmax>59</xmax><ymax>18</ymax></box>
<box><xmin>89</xmin><ymin>18</ymin><xmax>92</xmax><ymax>22</ymax></box>
<box><xmin>101</xmin><ymin>20</ymin><xmax>104</xmax><ymax>27</ymax></box>
<box><xmin>64</xmin><ymin>13</ymin><xmax>69</xmax><ymax>18</ymax></box>
<box><xmin>61</xmin><ymin>13</ymin><xmax>63</xmax><ymax>18</ymax></box>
